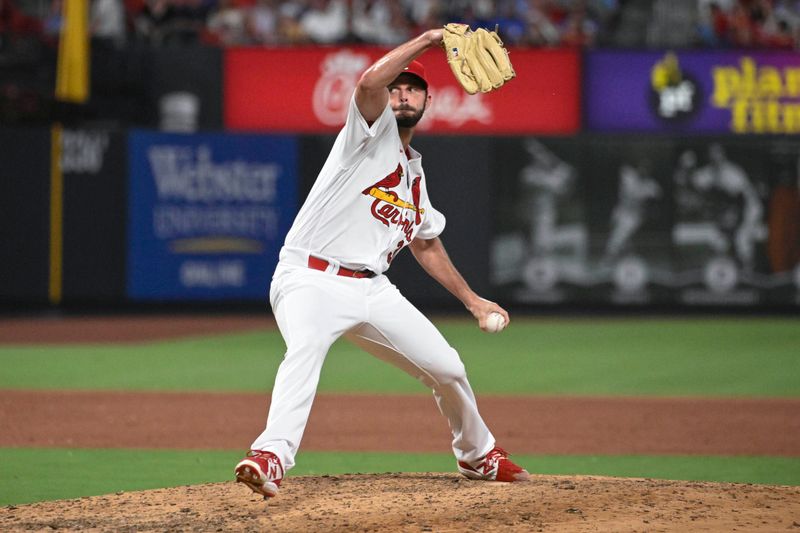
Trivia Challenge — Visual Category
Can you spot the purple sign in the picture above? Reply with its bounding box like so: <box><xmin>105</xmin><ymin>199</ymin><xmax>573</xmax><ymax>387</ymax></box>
<box><xmin>585</xmin><ymin>50</ymin><xmax>800</xmax><ymax>134</ymax></box>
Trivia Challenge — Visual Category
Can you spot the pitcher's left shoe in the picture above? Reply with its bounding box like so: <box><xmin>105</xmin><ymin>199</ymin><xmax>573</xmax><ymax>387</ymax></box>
<box><xmin>234</xmin><ymin>450</ymin><xmax>284</xmax><ymax>498</ymax></box>
<box><xmin>457</xmin><ymin>446</ymin><xmax>529</xmax><ymax>482</ymax></box>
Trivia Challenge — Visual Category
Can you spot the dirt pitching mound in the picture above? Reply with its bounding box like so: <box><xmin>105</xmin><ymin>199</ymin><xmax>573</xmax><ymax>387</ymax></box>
<box><xmin>3</xmin><ymin>474</ymin><xmax>799</xmax><ymax>532</ymax></box>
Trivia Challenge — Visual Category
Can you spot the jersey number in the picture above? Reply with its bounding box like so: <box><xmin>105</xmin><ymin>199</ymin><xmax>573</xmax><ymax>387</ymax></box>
<box><xmin>387</xmin><ymin>240</ymin><xmax>405</xmax><ymax>264</ymax></box>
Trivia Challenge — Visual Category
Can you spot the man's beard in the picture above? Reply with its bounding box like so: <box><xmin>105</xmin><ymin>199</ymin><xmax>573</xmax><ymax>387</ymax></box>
<box><xmin>394</xmin><ymin>103</ymin><xmax>426</xmax><ymax>128</ymax></box>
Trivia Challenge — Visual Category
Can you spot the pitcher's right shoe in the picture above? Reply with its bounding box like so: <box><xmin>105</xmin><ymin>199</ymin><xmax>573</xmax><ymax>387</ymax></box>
<box><xmin>234</xmin><ymin>450</ymin><xmax>284</xmax><ymax>498</ymax></box>
<box><xmin>457</xmin><ymin>446</ymin><xmax>530</xmax><ymax>482</ymax></box>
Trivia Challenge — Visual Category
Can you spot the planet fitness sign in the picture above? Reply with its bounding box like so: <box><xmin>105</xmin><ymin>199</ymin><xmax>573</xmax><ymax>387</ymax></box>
<box><xmin>585</xmin><ymin>50</ymin><xmax>800</xmax><ymax>134</ymax></box>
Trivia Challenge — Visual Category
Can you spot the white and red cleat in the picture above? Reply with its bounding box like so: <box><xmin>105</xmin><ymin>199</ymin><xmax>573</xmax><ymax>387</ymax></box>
<box><xmin>234</xmin><ymin>450</ymin><xmax>284</xmax><ymax>499</ymax></box>
<box><xmin>457</xmin><ymin>446</ymin><xmax>530</xmax><ymax>482</ymax></box>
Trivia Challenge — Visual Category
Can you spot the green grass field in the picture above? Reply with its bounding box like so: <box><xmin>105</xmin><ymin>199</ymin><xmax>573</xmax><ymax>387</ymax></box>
<box><xmin>2</xmin><ymin>317</ymin><xmax>799</xmax><ymax>396</ymax></box>
<box><xmin>1</xmin><ymin>316</ymin><xmax>799</xmax><ymax>505</ymax></box>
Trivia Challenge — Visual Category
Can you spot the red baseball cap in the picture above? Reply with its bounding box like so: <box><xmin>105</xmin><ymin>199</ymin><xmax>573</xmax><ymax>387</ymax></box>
<box><xmin>398</xmin><ymin>60</ymin><xmax>428</xmax><ymax>89</ymax></box>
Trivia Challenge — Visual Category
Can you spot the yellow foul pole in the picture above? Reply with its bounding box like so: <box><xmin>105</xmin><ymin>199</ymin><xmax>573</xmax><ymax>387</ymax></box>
<box><xmin>55</xmin><ymin>0</ymin><xmax>90</xmax><ymax>103</ymax></box>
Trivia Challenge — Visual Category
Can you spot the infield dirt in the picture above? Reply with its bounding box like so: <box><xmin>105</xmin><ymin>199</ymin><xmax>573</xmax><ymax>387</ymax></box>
<box><xmin>2</xmin><ymin>474</ymin><xmax>799</xmax><ymax>532</ymax></box>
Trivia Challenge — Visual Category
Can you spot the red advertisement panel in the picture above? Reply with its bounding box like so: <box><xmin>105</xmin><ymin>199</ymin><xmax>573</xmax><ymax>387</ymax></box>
<box><xmin>225</xmin><ymin>47</ymin><xmax>579</xmax><ymax>134</ymax></box>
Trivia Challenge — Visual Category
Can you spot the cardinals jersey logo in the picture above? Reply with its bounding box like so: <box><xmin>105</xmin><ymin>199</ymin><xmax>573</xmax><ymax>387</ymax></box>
<box><xmin>362</xmin><ymin>163</ymin><xmax>424</xmax><ymax>242</ymax></box>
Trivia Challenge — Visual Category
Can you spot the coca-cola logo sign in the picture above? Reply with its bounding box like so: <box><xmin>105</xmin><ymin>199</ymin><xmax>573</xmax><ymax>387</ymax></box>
<box><xmin>225</xmin><ymin>47</ymin><xmax>579</xmax><ymax>134</ymax></box>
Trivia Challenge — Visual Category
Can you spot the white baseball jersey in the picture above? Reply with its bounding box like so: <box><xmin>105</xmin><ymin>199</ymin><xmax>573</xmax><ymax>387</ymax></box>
<box><xmin>282</xmin><ymin>94</ymin><xmax>446</xmax><ymax>275</ymax></box>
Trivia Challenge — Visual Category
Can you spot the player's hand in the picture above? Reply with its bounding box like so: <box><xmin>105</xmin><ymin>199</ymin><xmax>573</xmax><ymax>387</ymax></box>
<box><xmin>466</xmin><ymin>297</ymin><xmax>510</xmax><ymax>332</ymax></box>
<box><xmin>426</xmin><ymin>28</ymin><xmax>444</xmax><ymax>46</ymax></box>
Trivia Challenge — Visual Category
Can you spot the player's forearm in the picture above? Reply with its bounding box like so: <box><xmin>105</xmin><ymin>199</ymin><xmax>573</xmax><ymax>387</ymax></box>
<box><xmin>409</xmin><ymin>238</ymin><xmax>481</xmax><ymax>309</ymax></box>
<box><xmin>359</xmin><ymin>30</ymin><xmax>443</xmax><ymax>91</ymax></box>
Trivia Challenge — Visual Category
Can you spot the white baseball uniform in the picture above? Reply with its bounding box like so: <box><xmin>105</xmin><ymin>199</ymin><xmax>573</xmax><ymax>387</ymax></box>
<box><xmin>250</xmin><ymin>95</ymin><xmax>495</xmax><ymax>470</ymax></box>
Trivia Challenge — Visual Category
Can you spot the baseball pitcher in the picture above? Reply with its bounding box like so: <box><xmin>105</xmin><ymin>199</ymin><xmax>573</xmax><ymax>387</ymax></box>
<box><xmin>235</xmin><ymin>26</ymin><xmax>527</xmax><ymax>499</ymax></box>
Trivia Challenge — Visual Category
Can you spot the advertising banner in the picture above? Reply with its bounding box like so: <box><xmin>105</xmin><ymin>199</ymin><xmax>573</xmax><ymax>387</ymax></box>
<box><xmin>490</xmin><ymin>137</ymin><xmax>595</xmax><ymax>304</ymax></box>
<box><xmin>585</xmin><ymin>50</ymin><xmax>800</xmax><ymax>134</ymax></box>
<box><xmin>490</xmin><ymin>137</ymin><xmax>676</xmax><ymax>305</ymax></box>
<box><xmin>490</xmin><ymin>136</ymin><xmax>800</xmax><ymax>306</ymax></box>
<box><xmin>225</xmin><ymin>47</ymin><xmax>579</xmax><ymax>135</ymax></box>
<box><xmin>127</xmin><ymin>131</ymin><xmax>297</xmax><ymax>300</ymax></box>
<box><xmin>669</xmin><ymin>138</ymin><xmax>799</xmax><ymax>306</ymax></box>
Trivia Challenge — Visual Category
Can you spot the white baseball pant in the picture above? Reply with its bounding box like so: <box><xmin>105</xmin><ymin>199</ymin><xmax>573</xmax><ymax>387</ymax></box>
<box><xmin>250</xmin><ymin>252</ymin><xmax>496</xmax><ymax>471</ymax></box>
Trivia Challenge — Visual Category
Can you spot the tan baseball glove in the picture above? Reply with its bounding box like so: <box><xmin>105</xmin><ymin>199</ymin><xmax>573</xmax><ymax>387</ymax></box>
<box><xmin>441</xmin><ymin>23</ymin><xmax>516</xmax><ymax>95</ymax></box>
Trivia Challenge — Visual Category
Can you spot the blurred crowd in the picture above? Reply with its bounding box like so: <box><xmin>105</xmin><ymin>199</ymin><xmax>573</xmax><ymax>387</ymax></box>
<box><xmin>1</xmin><ymin>0</ymin><xmax>799</xmax><ymax>50</ymax></box>
<box><xmin>697</xmin><ymin>0</ymin><xmax>800</xmax><ymax>48</ymax></box>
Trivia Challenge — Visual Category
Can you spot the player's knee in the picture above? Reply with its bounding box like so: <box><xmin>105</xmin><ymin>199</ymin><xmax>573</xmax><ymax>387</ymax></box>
<box><xmin>286</xmin><ymin>337</ymin><xmax>330</xmax><ymax>358</ymax></box>
<box><xmin>429</xmin><ymin>350</ymin><xmax>466</xmax><ymax>385</ymax></box>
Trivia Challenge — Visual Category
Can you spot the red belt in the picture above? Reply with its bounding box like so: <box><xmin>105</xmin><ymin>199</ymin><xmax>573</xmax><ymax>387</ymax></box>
<box><xmin>307</xmin><ymin>256</ymin><xmax>376</xmax><ymax>279</ymax></box>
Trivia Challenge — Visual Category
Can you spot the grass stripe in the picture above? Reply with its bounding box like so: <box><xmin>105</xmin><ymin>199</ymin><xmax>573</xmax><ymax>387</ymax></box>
<box><xmin>1</xmin><ymin>448</ymin><xmax>798</xmax><ymax>506</ymax></box>
<box><xmin>1</xmin><ymin>318</ymin><xmax>799</xmax><ymax>396</ymax></box>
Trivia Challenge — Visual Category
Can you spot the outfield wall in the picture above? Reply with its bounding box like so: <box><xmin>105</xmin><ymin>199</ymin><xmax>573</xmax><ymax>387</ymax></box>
<box><xmin>0</xmin><ymin>128</ymin><xmax>797</xmax><ymax>309</ymax></box>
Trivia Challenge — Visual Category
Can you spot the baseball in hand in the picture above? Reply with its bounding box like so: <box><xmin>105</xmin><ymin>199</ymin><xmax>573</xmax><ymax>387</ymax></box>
<box><xmin>484</xmin><ymin>312</ymin><xmax>506</xmax><ymax>333</ymax></box>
